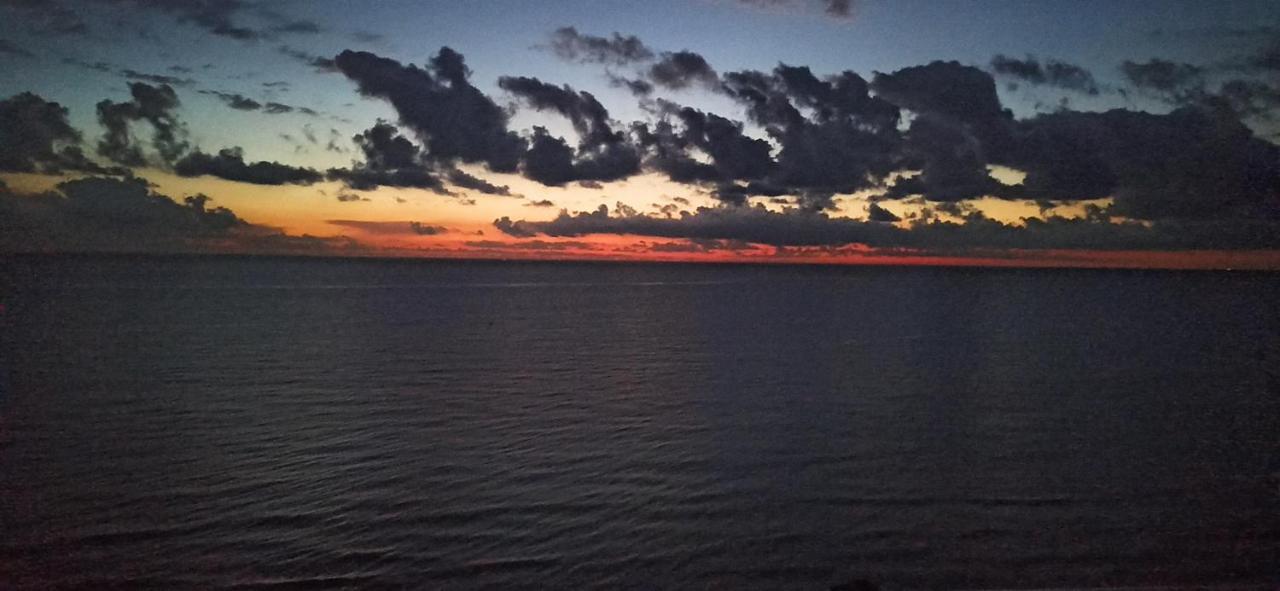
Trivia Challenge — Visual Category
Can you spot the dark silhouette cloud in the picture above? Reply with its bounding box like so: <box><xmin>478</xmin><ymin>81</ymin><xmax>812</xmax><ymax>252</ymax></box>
<box><xmin>324</xmin><ymin>120</ymin><xmax>446</xmax><ymax>192</ymax></box>
<box><xmin>0</xmin><ymin>176</ymin><xmax>363</xmax><ymax>254</ymax></box>
<box><xmin>353</xmin><ymin>121</ymin><xmax>420</xmax><ymax>169</ymax></box>
<box><xmin>872</xmin><ymin>61</ymin><xmax>1008</xmax><ymax>124</ymax></box>
<box><xmin>95</xmin><ymin>82</ymin><xmax>189</xmax><ymax>166</ymax></box>
<box><xmin>324</xmin><ymin>220</ymin><xmax>448</xmax><ymax>235</ymax></box>
<box><xmin>279</xmin><ymin>45</ymin><xmax>338</xmax><ymax>71</ymax></box>
<box><xmin>1120</xmin><ymin>59</ymin><xmax>1204</xmax><ymax>94</ymax></box>
<box><xmin>447</xmin><ymin>169</ymin><xmax>512</xmax><ymax>196</ymax></box>
<box><xmin>990</xmin><ymin>54</ymin><xmax>1100</xmax><ymax>95</ymax></box>
<box><xmin>327</xmin><ymin>166</ymin><xmax>444</xmax><ymax>192</ymax></box>
<box><xmin>198</xmin><ymin>90</ymin><xmax>319</xmax><ymax>117</ymax></box>
<box><xmin>410</xmin><ymin>222</ymin><xmax>447</xmax><ymax>235</ymax></box>
<box><xmin>334</xmin><ymin>48</ymin><xmax>527</xmax><ymax>172</ymax></box>
<box><xmin>174</xmin><ymin>147</ymin><xmax>323</xmax><ymax>185</ymax></box>
<box><xmin>498</xmin><ymin>76</ymin><xmax>641</xmax><ymax>185</ymax></box>
<box><xmin>1</xmin><ymin>92</ymin><xmax>125</xmax><ymax>175</ymax></box>
<box><xmin>494</xmin><ymin>202</ymin><xmax>1280</xmax><ymax>251</ymax></box>
<box><xmin>607</xmin><ymin>74</ymin><xmax>654</xmax><ymax>97</ymax></box>
<box><xmin>1007</xmin><ymin>107</ymin><xmax>1279</xmax><ymax>220</ymax></box>
<box><xmin>547</xmin><ymin>26</ymin><xmax>654</xmax><ymax>65</ymax></box>
<box><xmin>499</xmin><ymin>76</ymin><xmax>623</xmax><ymax>148</ymax></box>
<box><xmin>200</xmin><ymin>90</ymin><xmax>262</xmax><ymax>110</ymax></box>
<box><xmin>525</xmin><ymin>199</ymin><xmax>556</xmax><ymax>207</ymax></box>
<box><xmin>0</xmin><ymin>176</ymin><xmax>242</xmax><ymax>251</ymax></box>
<box><xmin>120</xmin><ymin>69</ymin><xmax>196</xmax><ymax>87</ymax></box>
<box><xmin>711</xmin><ymin>64</ymin><xmax>903</xmax><ymax>201</ymax></box>
<box><xmin>735</xmin><ymin>0</ymin><xmax>856</xmax><ymax>20</ymax></box>
<box><xmin>648</xmin><ymin>51</ymin><xmax>718</xmax><ymax>90</ymax></box>
<box><xmin>867</xmin><ymin>202</ymin><xmax>900</xmax><ymax>222</ymax></box>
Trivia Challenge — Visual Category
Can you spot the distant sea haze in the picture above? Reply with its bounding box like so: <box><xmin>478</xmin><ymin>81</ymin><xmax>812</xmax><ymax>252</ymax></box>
<box><xmin>1</xmin><ymin>255</ymin><xmax>1277</xmax><ymax>589</ymax></box>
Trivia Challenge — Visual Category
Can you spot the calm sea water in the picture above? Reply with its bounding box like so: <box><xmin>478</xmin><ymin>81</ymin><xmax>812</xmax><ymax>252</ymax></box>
<box><xmin>1</xmin><ymin>255</ymin><xmax>1277</xmax><ymax>590</ymax></box>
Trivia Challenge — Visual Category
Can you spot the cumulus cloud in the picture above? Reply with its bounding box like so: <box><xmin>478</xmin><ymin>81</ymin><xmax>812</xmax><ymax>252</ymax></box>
<box><xmin>1120</xmin><ymin>59</ymin><xmax>1204</xmax><ymax>96</ymax></box>
<box><xmin>324</xmin><ymin>120</ymin><xmax>446</xmax><ymax>192</ymax></box>
<box><xmin>333</xmin><ymin>48</ymin><xmax>527</xmax><ymax>172</ymax></box>
<box><xmin>1</xmin><ymin>92</ymin><xmax>124</xmax><ymax>175</ymax></box>
<box><xmin>498</xmin><ymin>76</ymin><xmax>641</xmax><ymax>185</ymax></box>
<box><xmin>447</xmin><ymin>168</ymin><xmax>512</xmax><ymax>196</ymax></box>
<box><xmin>0</xmin><ymin>176</ymin><xmax>362</xmax><ymax>254</ymax></box>
<box><xmin>493</xmin><ymin>202</ymin><xmax>1280</xmax><ymax>251</ymax></box>
<box><xmin>173</xmin><ymin>147</ymin><xmax>323</xmax><ymax>185</ymax></box>
<box><xmin>96</xmin><ymin>82</ymin><xmax>189</xmax><ymax>166</ymax></box>
<box><xmin>990</xmin><ymin>54</ymin><xmax>1100</xmax><ymax>95</ymax></box>
<box><xmin>735</xmin><ymin>0</ymin><xmax>856</xmax><ymax>20</ymax></box>
<box><xmin>648</xmin><ymin>51</ymin><xmax>719</xmax><ymax>91</ymax></box>
<box><xmin>546</xmin><ymin>26</ymin><xmax>653</xmax><ymax>65</ymax></box>
<box><xmin>199</xmin><ymin>90</ymin><xmax>262</xmax><ymax>111</ymax></box>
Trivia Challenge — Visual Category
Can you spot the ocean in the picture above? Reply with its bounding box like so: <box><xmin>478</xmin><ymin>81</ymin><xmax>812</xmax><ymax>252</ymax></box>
<box><xmin>1</xmin><ymin>255</ymin><xmax>1277</xmax><ymax>589</ymax></box>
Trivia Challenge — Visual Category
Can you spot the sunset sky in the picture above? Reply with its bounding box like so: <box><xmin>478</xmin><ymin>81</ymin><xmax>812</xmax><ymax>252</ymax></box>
<box><xmin>2</xmin><ymin>0</ymin><xmax>1278</xmax><ymax>268</ymax></box>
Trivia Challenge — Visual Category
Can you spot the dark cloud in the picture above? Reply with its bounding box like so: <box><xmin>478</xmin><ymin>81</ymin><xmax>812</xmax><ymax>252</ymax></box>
<box><xmin>352</xmin><ymin>120</ymin><xmax>420</xmax><ymax>169</ymax></box>
<box><xmin>278</xmin><ymin>45</ymin><xmax>338</xmax><ymax>72</ymax></box>
<box><xmin>866</xmin><ymin>202</ymin><xmax>900</xmax><ymax>222</ymax></box>
<box><xmin>824</xmin><ymin>0</ymin><xmax>853</xmax><ymax>18</ymax></box>
<box><xmin>493</xmin><ymin>202</ymin><xmax>1280</xmax><ymax>251</ymax></box>
<box><xmin>447</xmin><ymin>169</ymin><xmax>512</xmax><ymax>196</ymax></box>
<box><xmin>1006</xmin><ymin>107</ymin><xmax>1280</xmax><ymax>220</ymax></box>
<box><xmin>63</xmin><ymin>58</ymin><xmax>197</xmax><ymax>87</ymax></box>
<box><xmin>735</xmin><ymin>0</ymin><xmax>856</xmax><ymax>20</ymax></box>
<box><xmin>0</xmin><ymin>38</ymin><xmax>34</xmax><ymax>58</ymax></box>
<box><xmin>1</xmin><ymin>92</ymin><xmax>123</xmax><ymax>175</ymax></box>
<box><xmin>322</xmin><ymin>120</ymin><xmax>443</xmax><ymax>192</ymax></box>
<box><xmin>198</xmin><ymin>90</ymin><xmax>319</xmax><ymax>116</ymax></box>
<box><xmin>325</xmin><ymin>219</ymin><xmax>446</xmax><ymax>235</ymax></box>
<box><xmin>200</xmin><ymin>90</ymin><xmax>262</xmax><ymax>110</ymax></box>
<box><xmin>525</xmin><ymin>199</ymin><xmax>556</xmax><ymax>207</ymax></box>
<box><xmin>97</xmin><ymin>0</ymin><xmax>260</xmax><ymax>40</ymax></box>
<box><xmin>465</xmin><ymin>239</ymin><xmax>595</xmax><ymax>251</ymax></box>
<box><xmin>327</xmin><ymin>166</ymin><xmax>444</xmax><ymax>192</ymax></box>
<box><xmin>498</xmin><ymin>76</ymin><xmax>641</xmax><ymax>185</ymax></box>
<box><xmin>710</xmin><ymin>65</ymin><xmax>902</xmax><ymax>201</ymax></box>
<box><xmin>174</xmin><ymin>147</ymin><xmax>323</xmax><ymax>185</ymax></box>
<box><xmin>635</xmin><ymin>102</ymin><xmax>775</xmax><ymax>191</ymax></box>
<box><xmin>499</xmin><ymin>76</ymin><xmax>623</xmax><ymax>148</ymax></box>
<box><xmin>270</xmin><ymin>20</ymin><xmax>321</xmax><ymax>35</ymax></box>
<box><xmin>648</xmin><ymin>51</ymin><xmax>719</xmax><ymax>90</ymax></box>
<box><xmin>95</xmin><ymin>82</ymin><xmax>189</xmax><ymax>166</ymax></box>
<box><xmin>608</xmin><ymin>74</ymin><xmax>655</xmax><ymax>97</ymax></box>
<box><xmin>410</xmin><ymin>222</ymin><xmax>447</xmax><ymax>235</ymax></box>
<box><xmin>520</xmin><ymin>125</ymin><xmax>640</xmax><ymax>186</ymax></box>
<box><xmin>119</xmin><ymin>69</ymin><xmax>196</xmax><ymax>87</ymax></box>
<box><xmin>335</xmin><ymin>191</ymin><xmax>368</xmax><ymax>202</ymax></box>
<box><xmin>334</xmin><ymin>48</ymin><xmax>527</xmax><ymax>172</ymax></box>
<box><xmin>1120</xmin><ymin>59</ymin><xmax>1204</xmax><ymax>94</ymax></box>
<box><xmin>871</xmin><ymin>61</ymin><xmax>1008</xmax><ymax>124</ymax></box>
<box><xmin>0</xmin><ymin>176</ymin><xmax>364</xmax><ymax>254</ymax></box>
<box><xmin>547</xmin><ymin>26</ymin><xmax>654</xmax><ymax>65</ymax></box>
<box><xmin>1216</xmin><ymin>79</ymin><xmax>1280</xmax><ymax>119</ymax></box>
<box><xmin>0</xmin><ymin>176</ymin><xmax>242</xmax><ymax>252</ymax></box>
<box><xmin>62</xmin><ymin>57</ymin><xmax>114</xmax><ymax>72</ymax></box>
<box><xmin>0</xmin><ymin>0</ymin><xmax>86</xmax><ymax>35</ymax></box>
<box><xmin>990</xmin><ymin>54</ymin><xmax>1100</xmax><ymax>95</ymax></box>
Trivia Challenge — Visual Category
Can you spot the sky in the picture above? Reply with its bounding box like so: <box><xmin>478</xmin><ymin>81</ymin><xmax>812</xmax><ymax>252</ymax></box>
<box><xmin>1</xmin><ymin>0</ymin><xmax>1279</xmax><ymax>268</ymax></box>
